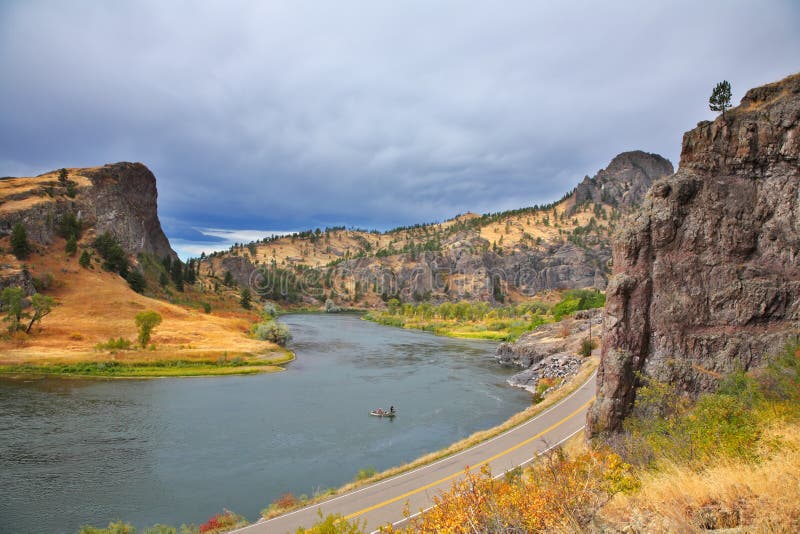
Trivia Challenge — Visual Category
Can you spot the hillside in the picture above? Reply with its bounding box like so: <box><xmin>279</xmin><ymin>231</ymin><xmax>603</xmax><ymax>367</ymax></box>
<box><xmin>589</xmin><ymin>72</ymin><xmax>800</xmax><ymax>435</ymax></box>
<box><xmin>200</xmin><ymin>151</ymin><xmax>673</xmax><ymax>308</ymax></box>
<box><xmin>0</xmin><ymin>164</ymin><xmax>288</xmax><ymax>376</ymax></box>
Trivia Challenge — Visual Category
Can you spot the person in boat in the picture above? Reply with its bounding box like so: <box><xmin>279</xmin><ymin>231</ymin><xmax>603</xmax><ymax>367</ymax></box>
<box><xmin>376</xmin><ymin>408</ymin><xmax>383</xmax><ymax>415</ymax></box>
<box><xmin>389</xmin><ymin>405</ymin><xmax>395</xmax><ymax>414</ymax></box>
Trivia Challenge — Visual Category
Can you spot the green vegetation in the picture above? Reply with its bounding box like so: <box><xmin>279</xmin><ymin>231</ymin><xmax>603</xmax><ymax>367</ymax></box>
<box><xmin>135</xmin><ymin>310</ymin><xmax>162</xmax><ymax>347</ymax></box>
<box><xmin>709</xmin><ymin>79</ymin><xmax>732</xmax><ymax>118</ymax></box>
<box><xmin>1</xmin><ymin>287</ymin><xmax>54</xmax><ymax>335</ymax></box>
<box><xmin>365</xmin><ymin>289</ymin><xmax>604</xmax><ymax>341</ymax></box>
<box><xmin>25</xmin><ymin>293</ymin><xmax>55</xmax><ymax>333</ymax></box>
<box><xmin>76</xmin><ymin>509</ymin><xmax>248</xmax><ymax>533</ymax></box>
<box><xmin>95</xmin><ymin>337</ymin><xmax>134</xmax><ymax>352</ymax></box>
<box><xmin>126</xmin><ymin>269</ymin><xmax>147</xmax><ymax>293</ymax></box>
<box><xmin>79</xmin><ymin>249</ymin><xmax>92</xmax><ymax>268</ymax></box>
<box><xmin>615</xmin><ymin>340</ymin><xmax>800</xmax><ymax>470</ymax></box>
<box><xmin>353</xmin><ymin>466</ymin><xmax>376</xmax><ymax>482</ymax></box>
<box><xmin>1</xmin><ymin>351</ymin><xmax>294</xmax><ymax>378</ymax></box>
<box><xmin>93</xmin><ymin>231</ymin><xmax>129</xmax><ymax>276</ymax></box>
<box><xmin>253</xmin><ymin>320</ymin><xmax>291</xmax><ymax>345</ymax></box>
<box><xmin>10</xmin><ymin>222</ymin><xmax>31</xmax><ymax>259</ymax></box>
<box><xmin>1</xmin><ymin>286</ymin><xmax>26</xmax><ymax>333</ymax></box>
<box><xmin>240</xmin><ymin>287</ymin><xmax>252</xmax><ymax>309</ymax></box>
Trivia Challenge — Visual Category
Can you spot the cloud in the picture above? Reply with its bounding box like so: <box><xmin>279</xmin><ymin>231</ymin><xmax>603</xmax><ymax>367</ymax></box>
<box><xmin>1</xmin><ymin>0</ymin><xmax>798</xmax><ymax>238</ymax></box>
<box><xmin>170</xmin><ymin>227</ymin><xmax>291</xmax><ymax>260</ymax></box>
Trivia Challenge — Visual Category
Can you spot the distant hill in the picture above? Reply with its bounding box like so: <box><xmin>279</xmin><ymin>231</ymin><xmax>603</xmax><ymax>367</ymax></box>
<box><xmin>200</xmin><ymin>151</ymin><xmax>673</xmax><ymax>308</ymax></box>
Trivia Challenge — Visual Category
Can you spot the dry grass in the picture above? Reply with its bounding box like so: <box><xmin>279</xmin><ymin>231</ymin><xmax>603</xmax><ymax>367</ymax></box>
<box><xmin>601</xmin><ymin>422</ymin><xmax>800</xmax><ymax>532</ymax></box>
<box><xmin>0</xmin><ymin>244</ymin><xmax>285</xmax><ymax>374</ymax></box>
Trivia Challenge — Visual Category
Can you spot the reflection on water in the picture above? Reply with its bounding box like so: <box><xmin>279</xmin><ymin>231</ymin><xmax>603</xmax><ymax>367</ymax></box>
<box><xmin>0</xmin><ymin>314</ymin><xmax>529</xmax><ymax>533</ymax></box>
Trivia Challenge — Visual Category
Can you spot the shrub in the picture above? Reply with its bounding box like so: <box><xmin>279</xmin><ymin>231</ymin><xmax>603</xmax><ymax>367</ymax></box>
<box><xmin>93</xmin><ymin>232</ymin><xmax>129</xmax><ymax>276</ymax></box>
<box><xmin>94</xmin><ymin>337</ymin><xmax>133</xmax><ymax>351</ymax></box>
<box><xmin>65</xmin><ymin>234</ymin><xmax>77</xmax><ymax>256</ymax></box>
<box><xmin>253</xmin><ymin>321</ymin><xmax>290</xmax><ymax>345</ymax></box>
<box><xmin>126</xmin><ymin>269</ymin><xmax>146</xmax><ymax>294</ymax></box>
<box><xmin>240</xmin><ymin>287</ymin><xmax>252</xmax><ymax>309</ymax></box>
<box><xmin>135</xmin><ymin>310</ymin><xmax>162</xmax><ymax>348</ymax></box>
<box><xmin>79</xmin><ymin>250</ymin><xmax>92</xmax><ymax>268</ymax></box>
<box><xmin>10</xmin><ymin>222</ymin><xmax>31</xmax><ymax>259</ymax></box>
<box><xmin>325</xmin><ymin>298</ymin><xmax>341</xmax><ymax>313</ymax></box>
<box><xmin>202</xmin><ymin>302</ymin><xmax>211</xmax><ymax>313</ymax></box>
<box><xmin>579</xmin><ymin>337</ymin><xmax>597</xmax><ymax>357</ymax></box>
<box><xmin>77</xmin><ymin>521</ymin><xmax>136</xmax><ymax>534</ymax></box>
<box><xmin>354</xmin><ymin>466</ymin><xmax>376</xmax><ymax>481</ymax></box>
<box><xmin>262</xmin><ymin>301</ymin><xmax>277</xmax><ymax>317</ymax></box>
<box><xmin>198</xmin><ymin>510</ymin><xmax>248</xmax><ymax>533</ymax></box>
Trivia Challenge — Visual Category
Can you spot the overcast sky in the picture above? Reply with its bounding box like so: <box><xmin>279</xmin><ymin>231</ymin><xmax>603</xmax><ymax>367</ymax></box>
<box><xmin>1</xmin><ymin>1</ymin><xmax>798</xmax><ymax>258</ymax></box>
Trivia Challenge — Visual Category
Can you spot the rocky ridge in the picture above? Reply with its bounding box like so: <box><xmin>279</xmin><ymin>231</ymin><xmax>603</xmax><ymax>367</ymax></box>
<box><xmin>204</xmin><ymin>151</ymin><xmax>672</xmax><ymax>307</ymax></box>
<box><xmin>588</xmin><ymin>73</ymin><xmax>800</xmax><ymax>435</ymax></box>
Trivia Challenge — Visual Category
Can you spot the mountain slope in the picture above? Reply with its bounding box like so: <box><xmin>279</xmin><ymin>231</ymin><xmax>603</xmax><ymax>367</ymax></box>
<box><xmin>201</xmin><ymin>151</ymin><xmax>672</xmax><ymax>307</ymax></box>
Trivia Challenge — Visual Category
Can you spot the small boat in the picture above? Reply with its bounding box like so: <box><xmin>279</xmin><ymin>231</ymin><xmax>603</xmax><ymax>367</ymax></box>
<box><xmin>370</xmin><ymin>409</ymin><xmax>396</xmax><ymax>417</ymax></box>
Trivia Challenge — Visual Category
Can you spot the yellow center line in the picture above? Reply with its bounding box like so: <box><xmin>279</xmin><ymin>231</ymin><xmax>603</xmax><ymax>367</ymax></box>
<box><xmin>343</xmin><ymin>396</ymin><xmax>596</xmax><ymax>520</ymax></box>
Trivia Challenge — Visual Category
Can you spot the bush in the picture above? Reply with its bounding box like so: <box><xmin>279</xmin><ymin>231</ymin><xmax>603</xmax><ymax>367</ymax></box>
<box><xmin>324</xmin><ymin>298</ymin><xmax>341</xmax><ymax>313</ymax></box>
<box><xmin>79</xmin><ymin>250</ymin><xmax>92</xmax><ymax>268</ymax></box>
<box><xmin>202</xmin><ymin>302</ymin><xmax>211</xmax><ymax>313</ymax></box>
<box><xmin>579</xmin><ymin>337</ymin><xmax>597</xmax><ymax>357</ymax></box>
<box><xmin>354</xmin><ymin>466</ymin><xmax>376</xmax><ymax>481</ymax></box>
<box><xmin>126</xmin><ymin>269</ymin><xmax>146</xmax><ymax>294</ymax></box>
<box><xmin>135</xmin><ymin>310</ymin><xmax>162</xmax><ymax>348</ymax></box>
<box><xmin>95</xmin><ymin>337</ymin><xmax>133</xmax><ymax>351</ymax></box>
<box><xmin>93</xmin><ymin>232</ymin><xmax>129</xmax><ymax>276</ymax></box>
<box><xmin>262</xmin><ymin>301</ymin><xmax>277</xmax><ymax>317</ymax></box>
<box><xmin>253</xmin><ymin>321</ymin><xmax>291</xmax><ymax>345</ymax></box>
<box><xmin>198</xmin><ymin>510</ymin><xmax>247</xmax><ymax>533</ymax></box>
<box><xmin>10</xmin><ymin>222</ymin><xmax>31</xmax><ymax>259</ymax></box>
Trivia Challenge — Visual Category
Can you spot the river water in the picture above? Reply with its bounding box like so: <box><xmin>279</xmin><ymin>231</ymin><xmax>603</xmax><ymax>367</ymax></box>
<box><xmin>0</xmin><ymin>314</ymin><xmax>530</xmax><ymax>533</ymax></box>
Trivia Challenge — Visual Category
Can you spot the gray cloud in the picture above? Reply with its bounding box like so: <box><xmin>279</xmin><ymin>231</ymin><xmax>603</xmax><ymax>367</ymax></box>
<box><xmin>2</xmin><ymin>0</ymin><xmax>799</xmax><ymax>251</ymax></box>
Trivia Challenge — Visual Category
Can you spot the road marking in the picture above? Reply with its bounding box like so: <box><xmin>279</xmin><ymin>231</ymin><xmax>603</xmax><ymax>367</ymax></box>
<box><xmin>344</xmin><ymin>396</ymin><xmax>595</xmax><ymax>521</ymax></box>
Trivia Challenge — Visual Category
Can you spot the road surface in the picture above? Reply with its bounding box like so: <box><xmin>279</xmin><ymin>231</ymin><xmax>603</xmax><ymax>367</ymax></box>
<box><xmin>233</xmin><ymin>372</ymin><xmax>596</xmax><ymax>533</ymax></box>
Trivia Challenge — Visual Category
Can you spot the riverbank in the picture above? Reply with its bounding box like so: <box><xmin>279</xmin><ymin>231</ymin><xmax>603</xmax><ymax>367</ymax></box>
<box><xmin>261</xmin><ymin>355</ymin><xmax>599</xmax><ymax>520</ymax></box>
<box><xmin>0</xmin><ymin>348</ymin><xmax>295</xmax><ymax>378</ymax></box>
<box><xmin>362</xmin><ymin>289</ymin><xmax>604</xmax><ymax>342</ymax></box>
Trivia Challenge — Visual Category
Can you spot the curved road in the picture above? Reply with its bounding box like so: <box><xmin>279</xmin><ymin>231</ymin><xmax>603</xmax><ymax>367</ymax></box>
<box><xmin>234</xmin><ymin>373</ymin><xmax>596</xmax><ymax>533</ymax></box>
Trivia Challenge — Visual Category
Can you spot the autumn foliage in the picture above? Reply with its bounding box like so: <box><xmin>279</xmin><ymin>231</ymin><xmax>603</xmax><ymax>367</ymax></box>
<box><xmin>382</xmin><ymin>448</ymin><xmax>636</xmax><ymax>533</ymax></box>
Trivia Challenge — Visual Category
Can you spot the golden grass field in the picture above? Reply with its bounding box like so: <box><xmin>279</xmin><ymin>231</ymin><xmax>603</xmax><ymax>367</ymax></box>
<box><xmin>0</xmin><ymin>238</ymin><xmax>288</xmax><ymax>376</ymax></box>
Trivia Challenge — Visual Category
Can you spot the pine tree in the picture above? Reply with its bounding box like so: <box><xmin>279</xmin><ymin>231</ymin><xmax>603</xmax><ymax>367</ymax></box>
<box><xmin>709</xmin><ymin>80</ymin><xmax>732</xmax><ymax>118</ymax></box>
<box><xmin>10</xmin><ymin>223</ymin><xmax>31</xmax><ymax>259</ymax></box>
<box><xmin>79</xmin><ymin>250</ymin><xmax>91</xmax><ymax>268</ymax></box>
<box><xmin>240</xmin><ymin>287</ymin><xmax>252</xmax><ymax>310</ymax></box>
<box><xmin>126</xmin><ymin>269</ymin><xmax>146</xmax><ymax>294</ymax></box>
<box><xmin>65</xmin><ymin>235</ymin><xmax>77</xmax><ymax>256</ymax></box>
<box><xmin>170</xmin><ymin>259</ymin><xmax>184</xmax><ymax>292</ymax></box>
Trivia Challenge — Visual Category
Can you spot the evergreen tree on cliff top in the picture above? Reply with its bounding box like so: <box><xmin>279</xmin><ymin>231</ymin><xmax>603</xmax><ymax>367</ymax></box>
<box><xmin>709</xmin><ymin>80</ymin><xmax>732</xmax><ymax>118</ymax></box>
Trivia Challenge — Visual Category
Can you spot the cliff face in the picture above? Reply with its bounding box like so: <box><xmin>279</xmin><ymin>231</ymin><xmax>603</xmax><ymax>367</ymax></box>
<box><xmin>205</xmin><ymin>151</ymin><xmax>672</xmax><ymax>306</ymax></box>
<box><xmin>588</xmin><ymin>73</ymin><xmax>800</xmax><ymax>435</ymax></box>
<box><xmin>572</xmin><ymin>151</ymin><xmax>674</xmax><ymax>210</ymax></box>
<box><xmin>0</xmin><ymin>162</ymin><xmax>176</xmax><ymax>259</ymax></box>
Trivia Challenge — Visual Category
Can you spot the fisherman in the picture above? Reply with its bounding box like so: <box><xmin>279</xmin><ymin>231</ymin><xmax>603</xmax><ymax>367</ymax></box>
<box><xmin>389</xmin><ymin>405</ymin><xmax>395</xmax><ymax>414</ymax></box>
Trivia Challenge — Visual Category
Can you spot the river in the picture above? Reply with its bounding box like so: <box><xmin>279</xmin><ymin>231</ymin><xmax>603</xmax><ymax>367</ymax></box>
<box><xmin>0</xmin><ymin>313</ymin><xmax>530</xmax><ymax>533</ymax></box>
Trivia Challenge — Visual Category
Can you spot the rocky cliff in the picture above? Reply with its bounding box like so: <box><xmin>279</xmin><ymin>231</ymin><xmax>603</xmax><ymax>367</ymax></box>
<box><xmin>588</xmin><ymin>73</ymin><xmax>800</xmax><ymax>435</ymax></box>
<box><xmin>0</xmin><ymin>162</ymin><xmax>176</xmax><ymax>259</ymax></box>
<box><xmin>203</xmin><ymin>151</ymin><xmax>672</xmax><ymax>306</ymax></box>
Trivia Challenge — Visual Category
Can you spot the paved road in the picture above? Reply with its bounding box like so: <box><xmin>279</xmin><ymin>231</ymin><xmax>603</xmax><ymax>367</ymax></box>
<box><xmin>233</xmin><ymin>373</ymin><xmax>596</xmax><ymax>533</ymax></box>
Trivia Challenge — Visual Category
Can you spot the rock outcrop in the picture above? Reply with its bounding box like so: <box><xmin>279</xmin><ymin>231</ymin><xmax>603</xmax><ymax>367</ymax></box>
<box><xmin>588</xmin><ymin>73</ymin><xmax>800</xmax><ymax>435</ymax></box>
<box><xmin>572</xmin><ymin>151</ymin><xmax>674</xmax><ymax>210</ymax></box>
<box><xmin>0</xmin><ymin>162</ymin><xmax>176</xmax><ymax>259</ymax></box>
<box><xmin>497</xmin><ymin>309</ymin><xmax>601</xmax><ymax>393</ymax></box>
